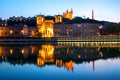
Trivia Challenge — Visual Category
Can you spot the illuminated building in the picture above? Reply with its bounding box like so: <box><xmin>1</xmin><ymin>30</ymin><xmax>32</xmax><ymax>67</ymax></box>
<box><xmin>0</xmin><ymin>25</ymin><xmax>38</xmax><ymax>37</ymax></box>
<box><xmin>37</xmin><ymin>45</ymin><xmax>54</xmax><ymax>66</ymax></box>
<box><xmin>36</xmin><ymin>15</ymin><xmax>54</xmax><ymax>37</ymax></box>
<box><xmin>63</xmin><ymin>9</ymin><xmax>73</xmax><ymax>20</ymax></box>
<box><xmin>28</xmin><ymin>26</ymin><xmax>37</xmax><ymax>37</ymax></box>
<box><xmin>0</xmin><ymin>25</ymin><xmax>24</xmax><ymax>37</ymax></box>
<box><xmin>22</xmin><ymin>25</ymin><xmax>29</xmax><ymax>37</ymax></box>
<box><xmin>55</xmin><ymin>15</ymin><xmax>62</xmax><ymax>23</ymax></box>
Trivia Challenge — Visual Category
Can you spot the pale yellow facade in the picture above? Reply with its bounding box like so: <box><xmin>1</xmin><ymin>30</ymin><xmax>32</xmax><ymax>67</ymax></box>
<box><xmin>63</xmin><ymin>9</ymin><xmax>73</xmax><ymax>20</ymax></box>
<box><xmin>55</xmin><ymin>15</ymin><xmax>62</xmax><ymax>23</ymax></box>
<box><xmin>37</xmin><ymin>15</ymin><xmax>54</xmax><ymax>37</ymax></box>
<box><xmin>37</xmin><ymin>45</ymin><xmax>54</xmax><ymax>66</ymax></box>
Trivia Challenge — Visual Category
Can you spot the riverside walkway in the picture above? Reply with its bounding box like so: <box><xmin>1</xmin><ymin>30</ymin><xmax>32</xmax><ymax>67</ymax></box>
<box><xmin>0</xmin><ymin>35</ymin><xmax>119</xmax><ymax>42</ymax></box>
<box><xmin>57</xmin><ymin>35</ymin><xmax>120</xmax><ymax>42</ymax></box>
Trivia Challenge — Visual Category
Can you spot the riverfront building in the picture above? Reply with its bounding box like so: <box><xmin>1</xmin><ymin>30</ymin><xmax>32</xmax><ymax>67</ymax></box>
<box><xmin>36</xmin><ymin>15</ymin><xmax>54</xmax><ymax>38</ymax></box>
<box><xmin>54</xmin><ymin>23</ymin><xmax>100</xmax><ymax>37</ymax></box>
<box><xmin>0</xmin><ymin>25</ymin><xmax>37</xmax><ymax>37</ymax></box>
<box><xmin>0</xmin><ymin>9</ymin><xmax>101</xmax><ymax>37</ymax></box>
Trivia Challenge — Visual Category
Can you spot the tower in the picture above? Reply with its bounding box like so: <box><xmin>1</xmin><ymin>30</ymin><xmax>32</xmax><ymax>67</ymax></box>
<box><xmin>92</xmin><ymin>9</ymin><xmax>94</xmax><ymax>20</ymax></box>
<box><xmin>36</xmin><ymin>15</ymin><xmax>44</xmax><ymax>25</ymax></box>
<box><xmin>36</xmin><ymin>15</ymin><xmax>45</xmax><ymax>36</ymax></box>
<box><xmin>63</xmin><ymin>9</ymin><xmax>73</xmax><ymax>20</ymax></box>
<box><xmin>36</xmin><ymin>15</ymin><xmax>54</xmax><ymax>38</ymax></box>
<box><xmin>55</xmin><ymin>15</ymin><xmax>62</xmax><ymax>23</ymax></box>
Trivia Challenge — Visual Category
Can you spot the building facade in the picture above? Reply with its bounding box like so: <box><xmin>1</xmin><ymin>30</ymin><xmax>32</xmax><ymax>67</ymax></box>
<box><xmin>0</xmin><ymin>25</ymin><xmax>37</xmax><ymax>37</ymax></box>
<box><xmin>54</xmin><ymin>15</ymin><xmax>62</xmax><ymax>23</ymax></box>
<box><xmin>0</xmin><ymin>25</ymin><xmax>24</xmax><ymax>37</ymax></box>
<box><xmin>63</xmin><ymin>9</ymin><xmax>73</xmax><ymax>20</ymax></box>
<box><xmin>73</xmin><ymin>23</ymin><xmax>100</xmax><ymax>36</ymax></box>
<box><xmin>37</xmin><ymin>15</ymin><xmax>54</xmax><ymax>37</ymax></box>
<box><xmin>54</xmin><ymin>23</ymin><xmax>100</xmax><ymax>37</ymax></box>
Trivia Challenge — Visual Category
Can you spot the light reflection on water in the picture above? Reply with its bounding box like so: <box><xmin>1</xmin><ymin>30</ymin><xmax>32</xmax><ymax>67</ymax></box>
<box><xmin>0</xmin><ymin>42</ymin><xmax>120</xmax><ymax>80</ymax></box>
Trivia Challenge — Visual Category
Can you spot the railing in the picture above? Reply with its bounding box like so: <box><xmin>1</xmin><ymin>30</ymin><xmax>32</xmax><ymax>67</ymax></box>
<box><xmin>57</xmin><ymin>35</ymin><xmax>120</xmax><ymax>42</ymax></box>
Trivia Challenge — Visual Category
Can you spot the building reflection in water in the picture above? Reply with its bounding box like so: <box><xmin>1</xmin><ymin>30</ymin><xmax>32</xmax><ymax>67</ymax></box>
<box><xmin>37</xmin><ymin>44</ymin><xmax>54</xmax><ymax>66</ymax></box>
<box><xmin>0</xmin><ymin>42</ymin><xmax>120</xmax><ymax>71</ymax></box>
<box><xmin>64</xmin><ymin>60</ymin><xmax>74</xmax><ymax>71</ymax></box>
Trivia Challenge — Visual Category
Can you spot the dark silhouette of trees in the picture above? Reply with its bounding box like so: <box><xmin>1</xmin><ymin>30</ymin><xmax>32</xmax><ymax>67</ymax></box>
<box><xmin>104</xmin><ymin>23</ymin><xmax>120</xmax><ymax>35</ymax></box>
<box><xmin>7</xmin><ymin>17</ymin><xmax>36</xmax><ymax>26</ymax></box>
<box><xmin>45</xmin><ymin>16</ymin><xmax>55</xmax><ymax>20</ymax></box>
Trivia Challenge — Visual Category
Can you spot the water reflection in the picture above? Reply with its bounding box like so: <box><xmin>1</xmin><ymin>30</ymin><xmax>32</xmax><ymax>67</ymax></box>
<box><xmin>37</xmin><ymin>45</ymin><xmax>54</xmax><ymax>66</ymax></box>
<box><xmin>0</xmin><ymin>42</ymin><xmax>120</xmax><ymax>71</ymax></box>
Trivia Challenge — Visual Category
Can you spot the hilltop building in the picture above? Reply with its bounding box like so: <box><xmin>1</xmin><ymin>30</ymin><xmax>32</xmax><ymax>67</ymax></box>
<box><xmin>54</xmin><ymin>9</ymin><xmax>73</xmax><ymax>23</ymax></box>
<box><xmin>63</xmin><ymin>9</ymin><xmax>73</xmax><ymax>20</ymax></box>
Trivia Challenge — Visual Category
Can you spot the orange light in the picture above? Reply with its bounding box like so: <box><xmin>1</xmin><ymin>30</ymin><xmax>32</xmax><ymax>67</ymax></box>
<box><xmin>21</xmin><ymin>30</ymin><xmax>24</xmax><ymax>34</ymax></box>
<box><xmin>10</xmin><ymin>30</ymin><xmax>13</xmax><ymax>34</ymax></box>
<box><xmin>21</xmin><ymin>49</ymin><xmax>24</xmax><ymax>54</ymax></box>
<box><xmin>10</xmin><ymin>49</ymin><xmax>13</xmax><ymax>54</ymax></box>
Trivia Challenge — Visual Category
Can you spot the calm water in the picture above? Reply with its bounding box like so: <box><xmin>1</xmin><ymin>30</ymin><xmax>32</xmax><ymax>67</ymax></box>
<box><xmin>0</xmin><ymin>42</ymin><xmax>120</xmax><ymax>80</ymax></box>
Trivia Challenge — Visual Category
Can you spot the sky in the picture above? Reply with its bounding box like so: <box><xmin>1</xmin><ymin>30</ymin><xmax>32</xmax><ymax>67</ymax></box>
<box><xmin>0</xmin><ymin>0</ymin><xmax>120</xmax><ymax>22</ymax></box>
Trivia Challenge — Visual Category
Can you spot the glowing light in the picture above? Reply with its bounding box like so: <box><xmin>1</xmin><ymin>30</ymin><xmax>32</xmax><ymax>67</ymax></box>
<box><xmin>21</xmin><ymin>30</ymin><xmax>24</xmax><ymax>34</ymax></box>
<box><xmin>38</xmin><ymin>45</ymin><xmax>54</xmax><ymax>63</ymax></box>
<box><xmin>0</xmin><ymin>30</ymin><xmax>2</xmax><ymax>36</ymax></box>
<box><xmin>37</xmin><ymin>58</ymin><xmax>44</xmax><ymax>66</ymax></box>
<box><xmin>99</xmin><ymin>51</ymin><xmax>103</xmax><ymax>58</ymax></box>
<box><xmin>21</xmin><ymin>49</ymin><xmax>24</xmax><ymax>54</ymax></box>
<box><xmin>10</xmin><ymin>49</ymin><xmax>13</xmax><ymax>54</ymax></box>
<box><xmin>78</xmin><ymin>55</ymin><xmax>81</xmax><ymax>58</ymax></box>
<box><xmin>31</xmin><ymin>31</ymin><xmax>35</xmax><ymax>37</ymax></box>
<box><xmin>99</xmin><ymin>25</ymin><xmax>103</xmax><ymax>29</ymax></box>
<box><xmin>10</xmin><ymin>30</ymin><xmax>13</xmax><ymax>34</ymax></box>
<box><xmin>37</xmin><ymin>15</ymin><xmax>54</xmax><ymax>37</ymax></box>
<box><xmin>0</xmin><ymin>47</ymin><xmax>3</xmax><ymax>56</ymax></box>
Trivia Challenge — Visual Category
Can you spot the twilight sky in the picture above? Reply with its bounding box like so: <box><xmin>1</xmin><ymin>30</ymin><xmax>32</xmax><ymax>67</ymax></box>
<box><xmin>0</xmin><ymin>0</ymin><xmax>120</xmax><ymax>22</ymax></box>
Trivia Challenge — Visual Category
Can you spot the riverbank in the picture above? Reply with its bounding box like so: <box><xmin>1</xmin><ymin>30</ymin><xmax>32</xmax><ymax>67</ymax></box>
<box><xmin>57</xmin><ymin>35</ymin><xmax>120</xmax><ymax>42</ymax></box>
<box><xmin>0</xmin><ymin>35</ymin><xmax>120</xmax><ymax>42</ymax></box>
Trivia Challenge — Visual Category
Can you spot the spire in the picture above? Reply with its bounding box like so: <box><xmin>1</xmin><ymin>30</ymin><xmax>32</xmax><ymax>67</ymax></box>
<box><xmin>92</xmin><ymin>9</ymin><xmax>94</xmax><ymax>20</ymax></box>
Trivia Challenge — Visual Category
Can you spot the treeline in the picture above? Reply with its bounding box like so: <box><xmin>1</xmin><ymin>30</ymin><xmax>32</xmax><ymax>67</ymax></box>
<box><xmin>104</xmin><ymin>23</ymin><xmax>120</xmax><ymax>35</ymax></box>
<box><xmin>6</xmin><ymin>16</ymin><xmax>109</xmax><ymax>26</ymax></box>
<box><xmin>7</xmin><ymin>17</ymin><xmax>36</xmax><ymax>26</ymax></box>
<box><xmin>5</xmin><ymin>15</ymin><xmax>120</xmax><ymax>35</ymax></box>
